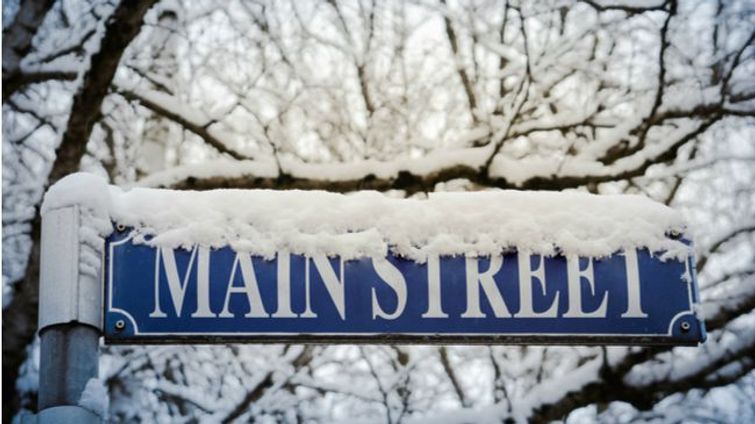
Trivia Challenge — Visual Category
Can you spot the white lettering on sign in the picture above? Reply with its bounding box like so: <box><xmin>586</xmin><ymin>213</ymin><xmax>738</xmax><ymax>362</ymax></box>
<box><xmin>148</xmin><ymin>249</ymin><xmax>647</xmax><ymax>321</ymax></box>
<box><xmin>422</xmin><ymin>255</ymin><xmax>448</xmax><ymax>318</ymax></box>
<box><xmin>371</xmin><ymin>258</ymin><xmax>407</xmax><ymax>320</ymax></box>
<box><xmin>150</xmin><ymin>246</ymin><xmax>206</xmax><ymax>318</ymax></box>
<box><xmin>219</xmin><ymin>253</ymin><xmax>268</xmax><ymax>318</ymax></box>
<box><xmin>564</xmin><ymin>255</ymin><xmax>607</xmax><ymax>318</ymax></box>
<box><xmin>461</xmin><ymin>256</ymin><xmax>511</xmax><ymax>318</ymax></box>
<box><xmin>621</xmin><ymin>249</ymin><xmax>648</xmax><ymax>318</ymax></box>
<box><xmin>514</xmin><ymin>253</ymin><xmax>559</xmax><ymax>318</ymax></box>
<box><xmin>272</xmin><ymin>251</ymin><xmax>296</xmax><ymax>318</ymax></box>
<box><xmin>302</xmin><ymin>255</ymin><xmax>346</xmax><ymax>320</ymax></box>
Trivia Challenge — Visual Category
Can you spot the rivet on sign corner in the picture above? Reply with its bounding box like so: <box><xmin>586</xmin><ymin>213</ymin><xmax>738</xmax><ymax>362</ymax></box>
<box><xmin>115</xmin><ymin>320</ymin><xmax>126</xmax><ymax>331</ymax></box>
<box><xmin>116</xmin><ymin>223</ymin><xmax>126</xmax><ymax>232</ymax></box>
<box><xmin>680</xmin><ymin>321</ymin><xmax>691</xmax><ymax>332</ymax></box>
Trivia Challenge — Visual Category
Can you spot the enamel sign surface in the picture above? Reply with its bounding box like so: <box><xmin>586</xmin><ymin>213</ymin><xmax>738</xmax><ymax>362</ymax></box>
<box><xmin>104</xmin><ymin>230</ymin><xmax>706</xmax><ymax>345</ymax></box>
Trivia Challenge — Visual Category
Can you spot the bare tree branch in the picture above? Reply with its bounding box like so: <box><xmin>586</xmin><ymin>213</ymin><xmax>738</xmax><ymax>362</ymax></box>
<box><xmin>530</xmin><ymin>329</ymin><xmax>755</xmax><ymax>423</ymax></box>
<box><xmin>598</xmin><ymin>0</ymin><xmax>677</xmax><ymax>165</ymax></box>
<box><xmin>220</xmin><ymin>345</ymin><xmax>313</xmax><ymax>424</ymax></box>
<box><xmin>579</xmin><ymin>0</ymin><xmax>668</xmax><ymax>16</ymax></box>
<box><xmin>441</xmin><ymin>0</ymin><xmax>478</xmax><ymax>123</ymax></box>
<box><xmin>2</xmin><ymin>0</ymin><xmax>57</xmax><ymax>101</ymax></box>
<box><xmin>439</xmin><ymin>347</ymin><xmax>469</xmax><ymax>407</ymax></box>
<box><xmin>697</xmin><ymin>222</ymin><xmax>755</xmax><ymax>273</ymax></box>
<box><xmin>114</xmin><ymin>88</ymin><xmax>253</xmax><ymax>160</ymax></box>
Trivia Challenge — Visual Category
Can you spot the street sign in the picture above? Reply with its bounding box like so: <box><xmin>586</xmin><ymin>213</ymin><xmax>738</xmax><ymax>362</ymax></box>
<box><xmin>39</xmin><ymin>173</ymin><xmax>709</xmax><ymax>424</ymax></box>
<box><xmin>104</xmin><ymin>229</ymin><xmax>705</xmax><ymax>345</ymax></box>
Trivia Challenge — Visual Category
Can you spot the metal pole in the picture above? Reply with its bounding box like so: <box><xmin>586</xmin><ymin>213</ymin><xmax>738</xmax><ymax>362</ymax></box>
<box><xmin>37</xmin><ymin>205</ymin><xmax>103</xmax><ymax>423</ymax></box>
<box><xmin>38</xmin><ymin>324</ymin><xmax>100</xmax><ymax>421</ymax></box>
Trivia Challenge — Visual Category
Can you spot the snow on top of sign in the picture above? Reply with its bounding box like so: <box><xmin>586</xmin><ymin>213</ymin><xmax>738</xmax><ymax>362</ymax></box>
<box><xmin>42</xmin><ymin>173</ymin><xmax>691</xmax><ymax>261</ymax></box>
<box><xmin>42</xmin><ymin>172</ymin><xmax>113</xmax><ymax>235</ymax></box>
<box><xmin>41</xmin><ymin>173</ymin><xmax>113</xmax><ymax>281</ymax></box>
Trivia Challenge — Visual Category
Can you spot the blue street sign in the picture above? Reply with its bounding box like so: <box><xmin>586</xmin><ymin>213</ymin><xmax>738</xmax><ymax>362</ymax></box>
<box><xmin>104</xmin><ymin>229</ymin><xmax>706</xmax><ymax>345</ymax></box>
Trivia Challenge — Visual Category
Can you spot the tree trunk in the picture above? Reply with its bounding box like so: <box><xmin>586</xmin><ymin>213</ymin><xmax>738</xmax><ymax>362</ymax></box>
<box><xmin>2</xmin><ymin>1</ymin><xmax>157</xmax><ymax>420</ymax></box>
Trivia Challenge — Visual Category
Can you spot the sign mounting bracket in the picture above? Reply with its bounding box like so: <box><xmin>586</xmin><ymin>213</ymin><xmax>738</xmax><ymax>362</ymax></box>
<box><xmin>37</xmin><ymin>205</ymin><xmax>104</xmax><ymax>423</ymax></box>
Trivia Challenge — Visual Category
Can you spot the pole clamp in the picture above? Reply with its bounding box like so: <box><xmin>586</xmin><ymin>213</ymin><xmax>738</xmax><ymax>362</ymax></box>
<box><xmin>38</xmin><ymin>205</ymin><xmax>103</xmax><ymax>331</ymax></box>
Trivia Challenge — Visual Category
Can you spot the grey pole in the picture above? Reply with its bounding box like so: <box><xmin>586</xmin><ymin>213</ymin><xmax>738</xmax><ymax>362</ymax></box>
<box><xmin>38</xmin><ymin>325</ymin><xmax>100</xmax><ymax>420</ymax></box>
<box><xmin>37</xmin><ymin>205</ymin><xmax>104</xmax><ymax>423</ymax></box>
